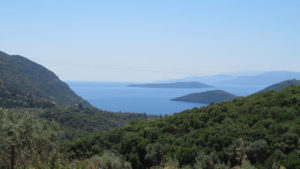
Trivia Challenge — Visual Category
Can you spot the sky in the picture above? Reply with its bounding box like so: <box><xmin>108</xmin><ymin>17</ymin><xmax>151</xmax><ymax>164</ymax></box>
<box><xmin>0</xmin><ymin>0</ymin><xmax>299</xmax><ymax>82</ymax></box>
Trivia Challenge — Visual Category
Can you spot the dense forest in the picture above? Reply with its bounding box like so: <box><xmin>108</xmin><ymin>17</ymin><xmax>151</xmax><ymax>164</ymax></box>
<box><xmin>65</xmin><ymin>85</ymin><xmax>300</xmax><ymax>169</ymax></box>
<box><xmin>9</xmin><ymin>107</ymin><xmax>150</xmax><ymax>140</ymax></box>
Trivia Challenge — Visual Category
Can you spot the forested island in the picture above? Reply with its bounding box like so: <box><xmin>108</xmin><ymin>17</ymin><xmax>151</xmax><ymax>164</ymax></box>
<box><xmin>172</xmin><ymin>90</ymin><xmax>237</xmax><ymax>104</ymax></box>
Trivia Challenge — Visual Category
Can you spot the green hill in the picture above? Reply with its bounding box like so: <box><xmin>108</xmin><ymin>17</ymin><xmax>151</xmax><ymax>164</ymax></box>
<box><xmin>0</xmin><ymin>51</ymin><xmax>151</xmax><ymax>139</ymax></box>
<box><xmin>262</xmin><ymin>79</ymin><xmax>300</xmax><ymax>91</ymax></box>
<box><xmin>129</xmin><ymin>81</ymin><xmax>213</xmax><ymax>88</ymax></box>
<box><xmin>0</xmin><ymin>51</ymin><xmax>90</xmax><ymax>108</ymax></box>
<box><xmin>66</xmin><ymin>86</ymin><xmax>300</xmax><ymax>169</ymax></box>
<box><xmin>172</xmin><ymin>90</ymin><xmax>237</xmax><ymax>103</ymax></box>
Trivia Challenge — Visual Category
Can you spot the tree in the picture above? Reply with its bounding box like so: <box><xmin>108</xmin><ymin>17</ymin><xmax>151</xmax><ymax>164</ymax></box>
<box><xmin>0</xmin><ymin>109</ymin><xmax>61</xmax><ymax>168</ymax></box>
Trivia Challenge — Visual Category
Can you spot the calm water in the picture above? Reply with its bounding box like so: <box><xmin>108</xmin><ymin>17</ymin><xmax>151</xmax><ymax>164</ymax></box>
<box><xmin>66</xmin><ymin>81</ymin><xmax>266</xmax><ymax>115</ymax></box>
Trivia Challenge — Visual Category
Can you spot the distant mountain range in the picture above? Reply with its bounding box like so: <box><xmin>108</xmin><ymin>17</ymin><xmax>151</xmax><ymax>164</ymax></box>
<box><xmin>219</xmin><ymin>71</ymin><xmax>300</xmax><ymax>86</ymax></box>
<box><xmin>160</xmin><ymin>71</ymin><xmax>300</xmax><ymax>86</ymax></box>
<box><xmin>172</xmin><ymin>90</ymin><xmax>237</xmax><ymax>104</ymax></box>
<box><xmin>129</xmin><ymin>81</ymin><xmax>213</xmax><ymax>88</ymax></box>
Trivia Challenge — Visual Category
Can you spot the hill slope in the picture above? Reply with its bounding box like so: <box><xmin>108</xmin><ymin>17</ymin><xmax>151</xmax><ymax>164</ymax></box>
<box><xmin>172</xmin><ymin>90</ymin><xmax>237</xmax><ymax>103</ymax></box>
<box><xmin>129</xmin><ymin>81</ymin><xmax>213</xmax><ymax>88</ymax></box>
<box><xmin>66</xmin><ymin>86</ymin><xmax>300</xmax><ymax>169</ymax></box>
<box><xmin>0</xmin><ymin>50</ymin><xmax>152</xmax><ymax>139</ymax></box>
<box><xmin>262</xmin><ymin>79</ymin><xmax>300</xmax><ymax>91</ymax></box>
<box><xmin>0</xmin><ymin>51</ymin><xmax>90</xmax><ymax>107</ymax></box>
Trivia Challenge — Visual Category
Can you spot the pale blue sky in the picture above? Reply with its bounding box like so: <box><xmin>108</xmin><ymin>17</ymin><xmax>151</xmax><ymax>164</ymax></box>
<box><xmin>1</xmin><ymin>0</ymin><xmax>299</xmax><ymax>82</ymax></box>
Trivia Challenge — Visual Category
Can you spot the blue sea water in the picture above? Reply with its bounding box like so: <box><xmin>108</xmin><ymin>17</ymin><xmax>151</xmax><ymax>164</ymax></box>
<box><xmin>66</xmin><ymin>81</ymin><xmax>266</xmax><ymax>115</ymax></box>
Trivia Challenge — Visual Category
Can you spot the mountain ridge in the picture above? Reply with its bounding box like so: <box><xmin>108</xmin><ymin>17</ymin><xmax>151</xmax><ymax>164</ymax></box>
<box><xmin>157</xmin><ymin>71</ymin><xmax>300</xmax><ymax>86</ymax></box>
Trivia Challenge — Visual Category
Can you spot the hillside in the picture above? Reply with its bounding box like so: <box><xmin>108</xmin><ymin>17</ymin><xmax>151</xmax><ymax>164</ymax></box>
<box><xmin>172</xmin><ymin>90</ymin><xmax>237</xmax><ymax>104</ymax></box>
<box><xmin>66</xmin><ymin>86</ymin><xmax>300</xmax><ymax>169</ymax></box>
<box><xmin>0</xmin><ymin>51</ymin><xmax>90</xmax><ymax>107</ymax></box>
<box><xmin>0</xmin><ymin>50</ymin><xmax>152</xmax><ymax>139</ymax></box>
<box><xmin>129</xmin><ymin>81</ymin><xmax>213</xmax><ymax>88</ymax></box>
<box><xmin>262</xmin><ymin>79</ymin><xmax>300</xmax><ymax>91</ymax></box>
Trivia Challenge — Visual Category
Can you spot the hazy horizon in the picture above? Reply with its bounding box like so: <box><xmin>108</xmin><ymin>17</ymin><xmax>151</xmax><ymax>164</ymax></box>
<box><xmin>1</xmin><ymin>0</ymin><xmax>299</xmax><ymax>82</ymax></box>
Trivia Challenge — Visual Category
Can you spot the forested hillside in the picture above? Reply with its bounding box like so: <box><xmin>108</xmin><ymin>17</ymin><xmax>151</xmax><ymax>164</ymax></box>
<box><xmin>66</xmin><ymin>86</ymin><xmax>300</xmax><ymax>169</ymax></box>
<box><xmin>0</xmin><ymin>51</ymin><xmax>153</xmax><ymax>168</ymax></box>
<box><xmin>0</xmin><ymin>51</ymin><xmax>90</xmax><ymax>107</ymax></box>
<box><xmin>0</xmin><ymin>51</ymin><xmax>151</xmax><ymax>139</ymax></box>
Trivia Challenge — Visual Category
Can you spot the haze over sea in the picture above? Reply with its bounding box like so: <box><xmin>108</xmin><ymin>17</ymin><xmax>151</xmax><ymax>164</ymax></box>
<box><xmin>67</xmin><ymin>81</ymin><xmax>265</xmax><ymax>115</ymax></box>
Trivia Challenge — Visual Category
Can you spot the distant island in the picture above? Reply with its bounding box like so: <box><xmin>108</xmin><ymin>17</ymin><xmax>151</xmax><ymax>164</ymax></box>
<box><xmin>129</xmin><ymin>81</ymin><xmax>213</xmax><ymax>89</ymax></box>
<box><xmin>172</xmin><ymin>90</ymin><xmax>237</xmax><ymax>104</ymax></box>
<box><xmin>262</xmin><ymin>79</ymin><xmax>300</xmax><ymax>91</ymax></box>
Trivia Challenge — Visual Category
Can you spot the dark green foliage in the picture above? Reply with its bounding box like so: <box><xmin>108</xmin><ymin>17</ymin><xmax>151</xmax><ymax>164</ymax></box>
<box><xmin>262</xmin><ymin>79</ymin><xmax>300</xmax><ymax>91</ymax></box>
<box><xmin>0</xmin><ymin>109</ymin><xmax>61</xmax><ymax>168</ymax></box>
<box><xmin>0</xmin><ymin>108</ymin><xmax>147</xmax><ymax>169</ymax></box>
<box><xmin>0</xmin><ymin>51</ymin><xmax>90</xmax><ymax>108</ymax></box>
<box><xmin>10</xmin><ymin>107</ymin><xmax>151</xmax><ymax>140</ymax></box>
<box><xmin>129</xmin><ymin>81</ymin><xmax>213</xmax><ymax>88</ymax></box>
<box><xmin>38</xmin><ymin>107</ymin><xmax>152</xmax><ymax>139</ymax></box>
<box><xmin>65</xmin><ymin>86</ymin><xmax>300</xmax><ymax>169</ymax></box>
<box><xmin>172</xmin><ymin>90</ymin><xmax>237</xmax><ymax>103</ymax></box>
<box><xmin>0</xmin><ymin>90</ymin><xmax>57</xmax><ymax>108</ymax></box>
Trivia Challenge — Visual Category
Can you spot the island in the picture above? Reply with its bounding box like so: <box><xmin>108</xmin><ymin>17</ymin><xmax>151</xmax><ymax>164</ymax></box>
<box><xmin>171</xmin><ymin>90</ymin><xmax>237</xmax><ymax>104</ymax></box>
<box><xmin>129</xmin><ymin>81</ymin><xmax>213</xmax><ymax>89</ymax></box>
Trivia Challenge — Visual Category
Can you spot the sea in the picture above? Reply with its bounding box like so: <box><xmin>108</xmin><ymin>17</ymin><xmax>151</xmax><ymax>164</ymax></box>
<box><xmin>66</xmin><ymin>81</ymin><xmax>266</xmax><ymax>115</ymax></box>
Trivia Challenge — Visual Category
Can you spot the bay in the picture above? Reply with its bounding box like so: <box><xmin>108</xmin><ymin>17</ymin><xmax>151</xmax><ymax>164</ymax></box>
<box><xmin>66</xmin><ymin>81</ymin><xmax>265</xmax><ymax>115</ymax></box>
